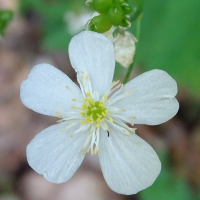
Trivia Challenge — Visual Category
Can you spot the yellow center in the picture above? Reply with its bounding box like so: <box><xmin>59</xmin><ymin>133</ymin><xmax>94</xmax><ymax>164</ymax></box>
<box><xmin>80</xmin><ymin>92</ymin><xmax>108</xmax><ymax>126</ymax></box>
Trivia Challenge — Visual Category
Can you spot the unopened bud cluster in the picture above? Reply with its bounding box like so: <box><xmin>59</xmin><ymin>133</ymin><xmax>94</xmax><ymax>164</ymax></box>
<box><xmin>87</xmin><ymin>0</ymin><xmax>132</xmax><ymax>33</ymax></box>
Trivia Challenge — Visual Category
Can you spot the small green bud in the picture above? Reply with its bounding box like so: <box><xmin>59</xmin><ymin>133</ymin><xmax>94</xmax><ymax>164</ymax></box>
<box><xmin>88</xmin><ymin>15</ymin><xmax>112</xmax><ymax>33</ymax></box>
<box><xmin>120</xmin><ymin>16</ymin><xmax>130</xmax><ymax>27</ymax></box>
<box><xmin>113</xmin><ymin>0</ymin><xmax>127</xmax><ymax>6</ymax></box>
<box><xmin>107</xmin><ymin>5</ymin><xmax>124</xmax><ymax>26</ymax></box>
<box><xmin>92</xmin><ymin>0</ymin><xmax>113</xmax><ymax>14</ymax></box>
<box><xmin>121</xmin><ymin>4</ymin><xmax>132</xmax><ymax>14</ymax></box>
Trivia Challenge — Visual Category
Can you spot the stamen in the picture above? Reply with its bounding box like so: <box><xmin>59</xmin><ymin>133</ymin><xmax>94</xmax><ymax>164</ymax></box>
<box><xmin>100</xmin><ymin>121</ymin><xmax>109</xmax><ymax>131</ymax></box>
<box><xmin>80</xmin><ymin>112</ymin><xmax>86</xmax><ymax>116</ymax></box>
<box><xmin>104</xmin><ymin>94</ymin><xmax>108</xmax><ymax>101</ymax></box>
<box><xmin>109</xmin><ymin>117</ymin><xmax>113</xmax><ymax>123</ymax></box>
<box><xmin>71</xmin><ymin>106</ymin><xmax>83</xmax><ymax>111</ymax></box>
<box><xmin>55</xmin><ymin>112</ymin><xmax>62</xmax><ymax>118</ymax></box>
<box><xmin>68</xmin><ymin>72</ymin><xmax>136</xmax><ymax>156</ymax></box>
<box><xmin>80</xmin><ymin>120</ymin><xmax>86</xmax><ymax>124</ymax></box>
<box><xmin>82</xmin><ymin>104</ymin><xmax>87</xmax><ymax>110</ymax></box>
<box><xmin>105</xmin><ymin>91</ymin><xmax>130</xmax><ymax>107</ymax></box>
<box><xmin>96</xmin><ymin>123</ymin><xmax>100</xmax><ymax>128</ymax></box>
<box><xmin>66</xmin><ymin>86</ymin><xmax>71</xmax><ymax>91</ymax></box>
<box><xmin>94</xmin><ymin>147</ymin><xmax>99</xmax><ymax>154</ymax></box>
<box><xmin>68</xmin><ymin>121</ymin><xmax>72</xmax><ymax>126</ymax></box>
<box><xmin>86</xmin><ymin>92</ymin><xmax>91</xmax><ymax>97</ymax></box>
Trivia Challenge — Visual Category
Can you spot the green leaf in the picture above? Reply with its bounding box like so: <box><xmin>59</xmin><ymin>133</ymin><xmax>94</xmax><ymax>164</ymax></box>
<box><xmin>139</xmin><ymin>153</ymin><xmax>192</xmax><ymax>200</ymax></box>
<box><xmin>133</xmin><ymin>0</ymin><xmax>200</xmax><ymax>98</ymax></box>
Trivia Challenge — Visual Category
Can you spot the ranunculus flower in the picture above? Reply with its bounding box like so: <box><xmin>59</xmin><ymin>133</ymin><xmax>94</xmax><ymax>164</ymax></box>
<box><xmin>20</xmin><ymin>31</ymin><xmax>179</xmax><ymax>195</ymax></box>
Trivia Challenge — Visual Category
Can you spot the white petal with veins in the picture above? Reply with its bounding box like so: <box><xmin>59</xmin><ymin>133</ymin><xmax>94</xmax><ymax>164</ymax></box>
<box><xmin>20</xmin><ymin>64</ymin><xmax>81</xmax><ymax>116</ymax></box>
<box><xmin>114</xmin><ymin>69</ymin><xmax>179</xmax><ymax>125</ymax></box>
<box><xmin>68</xmin><ymin>31</ymin><xmax>115</xmax><ymax>99</ymax></box>
<box><xmin>98</xmin><ymin>124</ymin><xmax>161</xmax><ymax>195</ymax></box>
<box><xmin>27</xmin><ymin>122</ymin><xmax>87</xmax><ymax>183</ymax></box>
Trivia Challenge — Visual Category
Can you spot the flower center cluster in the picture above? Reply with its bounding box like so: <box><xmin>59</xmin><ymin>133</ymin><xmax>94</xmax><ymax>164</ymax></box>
<box><xmin>80</xmin><ymin>92</ymin><xmax>109</xmax><ymax>126</ymax></box>
<box><xmin>56</xmin><ymin>72</ymin><xmax>136</xmax><ymax>155</ymax></box>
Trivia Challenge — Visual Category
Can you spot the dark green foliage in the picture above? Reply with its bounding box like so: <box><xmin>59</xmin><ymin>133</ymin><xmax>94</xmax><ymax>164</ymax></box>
<box><xmin>133</xmin><ymin>0</ymin><xmax>200</xmax><ymax>97</ymax></box>
<box><xmin>0</xmin><ymin>10</ymin><xmax>13</xmax><ymax>35</ymax></box>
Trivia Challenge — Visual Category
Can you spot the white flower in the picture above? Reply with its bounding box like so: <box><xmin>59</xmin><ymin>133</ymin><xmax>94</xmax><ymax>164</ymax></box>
<box><xmin>20</xmin><ymin>31</ymin><xmax>179</xmax><ymax>195</ymax></box>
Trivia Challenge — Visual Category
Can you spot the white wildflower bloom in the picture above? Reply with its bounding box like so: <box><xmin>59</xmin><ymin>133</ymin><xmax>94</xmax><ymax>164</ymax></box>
<box><xmin>20</xmin><ymin>31</ymin><xmax>179</xmax><ymax>195</ymax></box>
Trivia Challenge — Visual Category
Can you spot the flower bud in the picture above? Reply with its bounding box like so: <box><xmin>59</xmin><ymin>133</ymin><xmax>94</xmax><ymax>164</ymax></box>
<box><xmin>92</xmin><ymin>0</ymin><xmax>113</xmax><ymax>14</ymax></box>
<box><xmin>107</xmin><ymin>5</ymin><xmax>124</xmax><ymax>26</ymax></box>
<box><xmin>113</xmin><ymin>0</ymin><xmax>127</xmax><ymax>6</ymax></box>
<box><xmin>121</xmin><ymin>4</ymin><xmax>132</xmax><ymax>14</ymax></box>
<box><xmin>120</xmin><ymin>16</ymin><xmax>130</xmax><ymax>27</ymax></box>
<box><xmin>88</xmin><ymin>15</ymin><xmax>112</xmax><ymax>33</ymax></box>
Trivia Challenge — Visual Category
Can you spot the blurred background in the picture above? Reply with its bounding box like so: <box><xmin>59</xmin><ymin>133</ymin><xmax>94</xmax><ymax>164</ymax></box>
<box><xmin>0</xmin><ymin>0</ymin><xmax>200</xmax><ymax>200</ymax></box>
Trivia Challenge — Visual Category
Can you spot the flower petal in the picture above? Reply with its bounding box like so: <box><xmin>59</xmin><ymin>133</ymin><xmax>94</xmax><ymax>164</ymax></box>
<box><xmin>98</xmin><ymin>125</ymin><xmax>161</xmax><ymax>195</ymax></box>
<box><xmin>114</xmin><ymin>69</ymin><xmax>179</xmax><ymax>125</ymax></box>
<box><xmin>114</xmin><ymin>32</ymin><xmax>137</xmax><ymax>68</ymax></box>
<box><xmin>20</xmin><ymin>64</ymin><xmax>81</xmax><ymax>116</ymax></box>
<box><xmin>27</xmin><ymin>122</ymin><xmax>86</xmax><ymax>183</ymax></box>
<box><xmin>68</xmin><ymin>31</ymin><xmax>115</xmax><ymax>98</ymax></box>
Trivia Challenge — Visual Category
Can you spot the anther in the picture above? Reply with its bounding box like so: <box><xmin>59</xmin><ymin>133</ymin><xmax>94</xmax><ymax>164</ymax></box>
<box><xmin>68</xmin><ymin>122</ymin><xmax>72</xmax><ymax>126</ymax></box>
<box><xmin>86</xmin><ymin>92</ymin><xmax>91</xmax><ymax>97</ymax></box>
<box><xmin>66</xmin><ymin>86</ymin><xmax>71</xmax><ymax>91</ymax></box>
<box><xmin>72</xmin><ymin>98</ymin><xmax>76</xmax><ymax>101</ymax></box>
<box><xmin>55</xmin><ymin>112</ymin><xmax>62</xmax><ymax>118</ymax></box>
<box><xmin>96</xmin><ymin>124</ymin><xmax>100</xmax><ymax>128</ymax></box>
<box><xmin>109</xmin><ymin>117</ymin><xmax>113</xmax><ymax>123</ymax></box>
<box><xmin>80</xmin><ymin>120</ymin><xmax>86</xmax><ymax>124</ymax></box>
<box><xmin>94</xmin><ymin>147</ymin><xmax>99</xmax><ymax>154</ymax></box>
<box><xmin>104</xmin><ymin>94</ymin><xmax>108</xmax><ymax>101</ymax></box>
<box><xmin>82</xmin><ymin>104</ymin><xmax>87</xmax><ymax>110</ymax></box>
<box><xmin>81</xmin><ymin>112</ymin><xmax>86</xmax><ymax>116</ymax></box>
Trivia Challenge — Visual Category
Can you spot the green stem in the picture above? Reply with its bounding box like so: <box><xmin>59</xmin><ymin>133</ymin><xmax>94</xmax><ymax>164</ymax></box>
<box><xmin>123</xmin><ymin>15</ymin><xmax>142</xmax><ymax>84</ymax></box>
